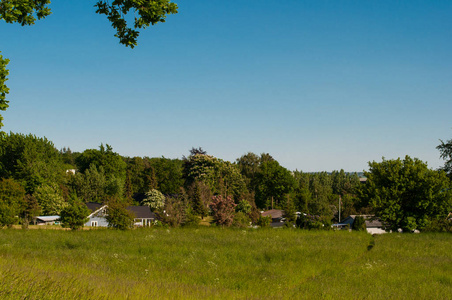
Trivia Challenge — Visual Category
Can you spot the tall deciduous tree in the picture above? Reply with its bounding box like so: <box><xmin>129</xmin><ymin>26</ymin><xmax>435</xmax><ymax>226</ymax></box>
<box><xmin>183</xmin><ymin>152</ymin><xmax>247</xmax><ymax>201</ymax></box>
<box><xmin>0</xmin><ymin>132</ymin><xmax>65</xmax><ymax>193</ymax></box>
<box><xmin>148</xmin><ymin>157</ymin><xmax>184</xmax><ymax>194</ymax></box>
<box><xmin>437</xmin><ymin>135</ymin><xmax>452</xmax><ymax>179</ymax></box>
<box><xmin>33</xmin><ymin>183</ymin><xmax>67</xmax><ymax>215</ymax></box>
<box><xmin>0</xmin><ymin>178</ymin><xmax>25</xmax><ymax>227</ymax></box>
<box><xmin>75</xmin><ymin>145</ymin><xmax>126</xmax><ymax>199</ymax></box>
<box><xmin>0</xmin><ymin>52</ymin><xmax>9</xmax><ymax>128</ymax></box>
<box><xmin>255</xmin><ymin>160</ymin><xmax>295</xmax><ymax>209</ymax></box>
<box><xmin>359</xmin><ymin>156</ymin><xmax>452</xmax><ymax>231</ymax></box>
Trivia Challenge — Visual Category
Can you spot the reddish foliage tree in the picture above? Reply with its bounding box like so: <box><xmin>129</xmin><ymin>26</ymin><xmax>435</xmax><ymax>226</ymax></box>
<box><xmin>210</xmin><ymin>195</ymin><xmax>236</xmax><ymax>227</ymax></box>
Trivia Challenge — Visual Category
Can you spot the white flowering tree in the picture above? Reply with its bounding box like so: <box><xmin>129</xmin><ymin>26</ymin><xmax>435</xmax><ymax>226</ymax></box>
<box><xmin>142</xmin><ymin>189</ymin><xmax>165</xmax><ymax>211</ymax></box>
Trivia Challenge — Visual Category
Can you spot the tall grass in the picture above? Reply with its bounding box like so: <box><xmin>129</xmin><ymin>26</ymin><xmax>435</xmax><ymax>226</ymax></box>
<box><xmin>0</xmin><ymin>228</ymin><xmax>450</xmax><ymax>299</ymax></box>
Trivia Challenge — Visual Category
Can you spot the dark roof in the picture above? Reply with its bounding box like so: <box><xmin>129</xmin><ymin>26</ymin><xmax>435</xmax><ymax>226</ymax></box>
<box><xmin>86</xmin><ymin>202</ymin><xmax>104</xmax><ymax>212</ymax></box>
<box><xmin>127</xmin><ymin>206</ymin><xmax>156</xmax><ymax>219</ymax></box>
<box><xmin>365</xmin><ymin>219</ymin><xmax>383</xmax><ymax>228</ymax></box>
<box><xmin>261</xmin><ymin>209</ymin><xmax>284</xmax><ymax>219</ymax></box>
<box><xmin>338</xmin><ymin>215</ymin><xmax>383</xmax><ymax>228</ymax></box>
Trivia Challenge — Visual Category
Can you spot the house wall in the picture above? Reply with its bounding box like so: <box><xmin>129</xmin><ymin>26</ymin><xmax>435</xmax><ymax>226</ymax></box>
<box><xmin>85</xmin><ymin>216</ymin><xmax>109</xmax><ymax>227</ymax></box>
<box><xmin>134</xmin><ymin>218</ymin><xmax>155</xmax><ymax>227</ymax></box>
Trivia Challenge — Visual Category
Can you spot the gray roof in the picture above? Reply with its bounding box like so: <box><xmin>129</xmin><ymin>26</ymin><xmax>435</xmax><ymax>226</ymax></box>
<box><xmin>127</xmin><ymin>206</ymin><xmax>156</xmax><ymax>219</ymax></box>
<box><xmin>335</xmin><ymin>215</ymin><xmax>383</xmax><ymax>228</ymax></box>
<box><xmin>86</xmin><ymin>202</ymin><xmax>104</xmax><ymax>212</ymax></box>
<box><xmin>261</xmin><ymin>209</ymin><xmax>284</xmax><ymax>219</ymax></box>
<box><xmin>36</xmin><ymin>216</ymin><xmax>60</xmax><ymax>222</ymax></box>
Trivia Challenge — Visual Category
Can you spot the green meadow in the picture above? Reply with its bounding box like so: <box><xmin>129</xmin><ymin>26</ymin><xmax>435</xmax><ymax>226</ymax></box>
<box><xmin>0</xmin><ymin>228</ymin><xmax>450</xmax><ymax>299</ymax></box>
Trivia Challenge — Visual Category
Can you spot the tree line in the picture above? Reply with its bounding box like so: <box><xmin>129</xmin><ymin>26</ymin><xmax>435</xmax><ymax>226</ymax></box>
<box><xmin>0</xmin><ymin>131</ymin><xmax>451</xmax><ymax>231</ymax></box>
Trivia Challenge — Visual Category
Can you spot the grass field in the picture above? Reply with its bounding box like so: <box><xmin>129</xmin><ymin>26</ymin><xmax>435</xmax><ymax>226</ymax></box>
<box><xmin>0</xmin><ymin>228</ymin><xmax>450</xmax><ymax>299</ymax></box>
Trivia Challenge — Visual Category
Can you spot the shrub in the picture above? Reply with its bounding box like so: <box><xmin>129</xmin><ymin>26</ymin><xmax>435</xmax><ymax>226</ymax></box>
<box><xmin>256</xmin><ymin>215</ymin><xmax>271</xmax><ymax>227</ymax></box>
<box><xmin>60</xmin><ymin>200</ymin><xmax>90</xmax><ymax>230</ymax></box>
<box><xmin>423</xmin><ymin>218</ymin><xmax>452</xmax><ymax>232</ymax></box>
<box><xmin>232</xmin><ymin>212</ymin><xmax>251</xmax><ymax>228</ymax></box>
<box><xmin>210</xmin><ymin>195</ymin><xmax>236</xmax><ymax>227</ymax></box>
<box><xmin>296</xmin><ymin>214</ymin><xmax>324</xmax><ymax>230</ymax></box>
<box><xmin>183</xmin><ymin>207</ymin><xmax>200</xmax><ymax>227</ymax></box>
<box><xmin>106</xmin><ymin>199</ymin><xmax>134</xmax><ymax>230</ymax></box>
<box><xmin>352</xmin><ymin>216</ymin><xmax>367</xmax><ymax>231</ymax></box>
<box><xmin>236</xmin><ymin>199</ymin><xmax>252</xmax><ymax>214</ymax></box>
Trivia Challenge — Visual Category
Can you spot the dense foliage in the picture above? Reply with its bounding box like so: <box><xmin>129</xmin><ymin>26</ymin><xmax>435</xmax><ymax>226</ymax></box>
<box><xmin>437</xmin><ymin>134</ymin><xmax>452</xmax><ymax>179</ymax></box>
<box><xmin>60</xmin><ymin>196</ymin><xmax>90</xmax><ymax>230</ymax></box>
<box><xmin>0</xmin><ymin>130</ymin><xmax>450</xmax><ymax>232</ymax></box>
<box><xmin>359</xmin><ymin>156</ymin><xmax>452</xmax><ymax>231</ymax></box>
<box><xmin>105</xmin><ymin>198</ymin><xmax>134</xmax><ymax>230</ymax></box>
<box><xmin>0</xmin><ymin>52</ymin><xmax>8</xmax><ymax>128</ymax></box>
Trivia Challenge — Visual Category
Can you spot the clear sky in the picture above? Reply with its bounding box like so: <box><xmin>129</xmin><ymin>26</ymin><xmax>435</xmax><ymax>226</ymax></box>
<box><xmin>1</xmin><ymin>0</ymin><xmax>451</xmax><ymax>172</ymax></box>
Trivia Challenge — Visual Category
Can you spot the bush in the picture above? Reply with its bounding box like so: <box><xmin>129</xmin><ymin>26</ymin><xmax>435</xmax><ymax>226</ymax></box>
<box><xmin>256</xmin><ymin>215</ymin><xmax>271</xmax><ymax>227</ymax></box>
<box><xmin>423</xmin><ymin>218</ymin><xmax>452</xmax><ymax>232</ymax></box>
<box><xmin>352</xmin><ymin>216</ymin><xmax>367</xmax><ymax>231</ymax></box>
<box><xmin>106</xmin><ymin>199</ymin><xmax>134</xmax><ymax>230</ymax></box>
<box><xmin>232</xmin><ymin>212</ymin><xmax>251</xmax><ymax>228</ymax></box>
<box><xmin>210</xmin><ymin>195</ymin><xmax>236</xmax><ymax>227</ymax></box>
<box><xmin>296</xmin><ymin>214</ymin><xmax>324</xmax><ymax>230</ymax></box>
<box><xmin>183</xmin><ymin>206</ymin><xmax>200</xmax><ymax>227</ymax></box>
<box><xmin>60</xmin><ymin>200</ymin><xmax>90</xmax><ymax>231</ymax></box>
<box><xmin>236</xmin><ymin>199</ymin><xmax>252</xmax><ymax>214</ymax></box>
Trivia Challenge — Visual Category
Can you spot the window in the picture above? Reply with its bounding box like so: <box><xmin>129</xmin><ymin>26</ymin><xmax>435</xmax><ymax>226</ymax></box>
<box><xmin>91</xmin><ymin>221</ymin><xmax>98</xmax><ymax>227</ymax></box>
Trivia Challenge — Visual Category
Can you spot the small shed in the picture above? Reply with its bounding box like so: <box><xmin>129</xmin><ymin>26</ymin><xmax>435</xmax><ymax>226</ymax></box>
<box><xmin>261</xmin><ymin>209</ymin><xmax>285</xmax><ymax>227</ymax></box>
<box><xmin>35</xmin><ymin>216</ymin><xmax>60</xmax><ymax>225</ymax></box>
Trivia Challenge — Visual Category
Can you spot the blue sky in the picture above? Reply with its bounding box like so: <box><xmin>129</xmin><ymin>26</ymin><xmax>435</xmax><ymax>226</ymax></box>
<box><xmin>1</xmin><ymin>0</ymin><xmax>451</xmax><ymax>172</ymax></box>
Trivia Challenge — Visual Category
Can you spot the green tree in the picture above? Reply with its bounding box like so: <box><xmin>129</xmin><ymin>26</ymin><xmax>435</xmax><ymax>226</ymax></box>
<box><xmin>293</xmin><ymin>171</ymin><xmax>312</xmax><ymax>213</ymax></box>
<box><xmin>183</xmin><ymin>152</ymin><xmax>247</xmax><ymax>201</ymax></box>
<box><xmin>352</xmin><ymin>216</ymin><xmax>366</xmax><ymax>231</ymax></box>
<box><xmin>255</xmin><ymin>160</ymin><xmax>295</xmax><ymax>209</ymax></box>
<box><xmin>284</xmin><ymin>195</ymin><xmax>297</xmax><ymax>223</ymax></box>
<box><xmin>0</xmin><ymin>1</ymin><xmax>178</xmax><ymax>127</ymax></box>
<box><xmin>76</xmin><ymin>144</ymin><xmax>126</xmax><ymax>179</ymax></box>
<box><xmin>0</xmin><ymin>178</ymin><xmax>25</xmax><ymax>228</ymax></box>
<box><xmin>124</xmin><ymin>156</ymin><xmax>147</xmax><ymax>195</ymax></box>
<box><xmin>0</xmin><ymin>133</ymin><xmax>65</xmax><ymax>193</ymax></box>
<box><xmin>307</xmin><ymin>172</ymin><xmax>334</xmax><ymax>218</ymax></box>
<box><xmin>71</xmin><ymin>164</ymin><xmax>108</xmax><ymax>203</ymax></box>
<box><xmin>147</xmin><ymin>157</ymin><xmax>184</xmax><ymax>195</ymax></box>
<box><xmin>33</xmin><ymin>183</ymin><xmax>67</xmax><ymax>215</ymax></box>
<box><xmin>437</xmin><ymin>134</ymin><xmax>452</xmax><ymax>179</ymax></box>
<box><xmin>236</xmin><ymin>199</ymin><xmax>252</xmax><ymax>214</ymax></box>
<box><xmin>359</xmin><ymin>156</ymin><xmax>452</xmax><ymax>231</ymax></box>
<box><xmin>189</xmin><ymin>181</ymin><xmax>210</xmax><ymax>219</ymax></box>
<box><xmin>75</xmin><ymin>145</ymin><xmax>126</xmax><ymax>199</ymax></box>
<box><xmin>106</xmin><ymin>198</ymin><xmax>134</xmax><ymax>230</ymax></box>
<box><xmin>0</xmin><ymin>52</ymin><xmax>9</xmax><ymax>128</ymax></box>
<box><xmin>236</xmin><ymin>152</ymin><xmax>261</xmax><ymax>193</ymax></box>
<box><xmin>60</xmin><ymin>195</ymin><xmax>90</xmax><ymax>230</ymax></box>
<box><xmin>21</xmin><ymin>194</ymin><xmax>41</xmax><ymax>227</ymax></box>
